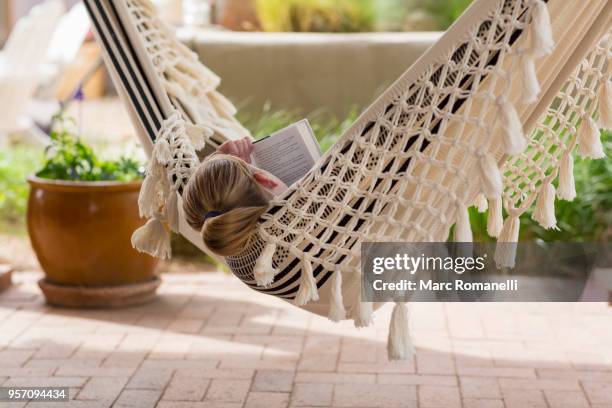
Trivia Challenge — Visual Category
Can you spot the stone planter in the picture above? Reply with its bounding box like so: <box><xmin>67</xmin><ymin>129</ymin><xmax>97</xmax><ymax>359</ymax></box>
<box><xmin>27</xmin><ymin>177</ymin><xmax>159</xmax><ymax>308</ymax></box>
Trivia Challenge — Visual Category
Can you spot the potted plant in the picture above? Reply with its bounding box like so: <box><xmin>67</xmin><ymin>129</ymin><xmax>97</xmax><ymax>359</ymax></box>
<box><xmin>27</xmin><ymin>119</ymin><xmax>159</xmax><ymax>308</ymax></box>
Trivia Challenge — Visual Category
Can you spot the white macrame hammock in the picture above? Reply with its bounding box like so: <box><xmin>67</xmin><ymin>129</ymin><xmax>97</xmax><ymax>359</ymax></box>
<box><xmin>85</xmin><ymin>0</ymin><xmax>611</xmax><ymax>360</ymax></box>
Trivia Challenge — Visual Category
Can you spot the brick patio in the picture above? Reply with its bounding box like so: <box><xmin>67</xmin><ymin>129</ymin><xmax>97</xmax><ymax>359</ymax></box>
<box><xmin>1</xmin><ymin>271</ymin><xmax>612</xmax><ymax>408</ymax></box>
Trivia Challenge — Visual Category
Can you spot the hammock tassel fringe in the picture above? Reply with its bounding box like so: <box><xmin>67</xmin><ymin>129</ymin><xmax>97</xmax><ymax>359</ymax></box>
<box><xmin>478</xmin><ymin>154</ymin><xmax>503</xmax><ymax>199</ymax></box>
<box><xmin>354</xmin><ymin>297</ymin><xmax>373</xmax><ymax>328</ymax></box>
<box><xmin>599</xmin><ymin>79</ymin><xmax>611</xmax><ymax>129</ymax></box>
<box><xmin>294</xmin><ymin>257</ymin><xmax>320</xmax><ymax>306</ymax></box>
<box><xmin>487</xmin><ymin>197</ymin><xmax>504</xmax><ymax>238</ymax></box>
<box><xmin>387</xmin><ymin>302</ymin><xmax>414</xmax><ymax>361</ymax></box>
<box><xmin>131</xmin><ymin>217</ymin><xmax>172</xmax><ymax>260</ymax></box>
<box><xmin>521</xmin><ymin>54</ymin><xmax>541</xmax><ymax>104</ymax></box>
<box><xmin>455</xmin><ymin>204</ymin><xmax>473</xmax><ymax>242</ymax></box>
<box><xmin>578</xmin><ymin>116</ymin><xmax>605</xmax><ymax>159</ymax></box>
<box><xmin>253</xmin><ymin>242</ymin><xmax>277</xmax><ymax>287</ymax></box>
<box><xmin>533</xmin><ymin>182</ymin><xmax>557</xmax><ymax>230</ymax></box>
<box><xmin>328</xmin><ymin>271</ymin><xmax>346</xmax><ymax>322</ymax></box>
<box><xmin>494</xmin><ymin>217</ymin><xmax>520</xmax><ymax>269</ymax></box>
<box><xmin>557</xmin><ymin>155</ymin><xmax>576</xmax><ymax>201</ymax></box>
<box><xmin>499</xmin><ymin>98</ymin><xmax>527</xmax><ymax>155</ymax></box>
<box><xmin>530</xmin><ymin>0</ymin><xmax>555</xmax><ymax>58</ymax></box>
<box><xmin>474</xmin><ymin>193</ymin><xmax>488</xmax><ymax>213</ymax></box>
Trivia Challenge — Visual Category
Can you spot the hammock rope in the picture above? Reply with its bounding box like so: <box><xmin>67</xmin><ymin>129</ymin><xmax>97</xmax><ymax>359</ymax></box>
<box><xmin>85</xmin><ymin>0</ymin><xmax>611</xmax><ymax>361</ymax></box>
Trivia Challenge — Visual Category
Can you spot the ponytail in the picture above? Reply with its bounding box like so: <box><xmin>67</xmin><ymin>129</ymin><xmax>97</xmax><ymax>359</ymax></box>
<box><xmin>202</xmin><ymin>206</ymin><xmax>268</xmax><ymax>257</ymax></box>
<box><xmin>182</xmin><ymin>154</ymin><xmax>270</xmax><ymax>257</ymax></box>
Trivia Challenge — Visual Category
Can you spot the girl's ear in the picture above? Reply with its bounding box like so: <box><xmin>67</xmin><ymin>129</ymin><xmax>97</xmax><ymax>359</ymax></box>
<box><xmin>253</xmin><ymin>171</ymin><xmax>279</xmax><ymax>189</ymax></box>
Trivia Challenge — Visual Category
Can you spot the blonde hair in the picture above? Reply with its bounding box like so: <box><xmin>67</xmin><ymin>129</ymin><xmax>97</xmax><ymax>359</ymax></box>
<box><xmin>182</xmin><ymin>154</ymin><xmax>270</xmax><ymax>257</ymax></box>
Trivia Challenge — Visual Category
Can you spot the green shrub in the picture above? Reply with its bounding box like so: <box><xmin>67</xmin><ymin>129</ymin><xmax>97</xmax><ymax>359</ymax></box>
<box><xmin>256</xmin><ymin>0</ymin><xmax>375</xmax><ymax>32</ymax></box>
<box><xmin>36</xmin><ymin>119</ymin><xmax>143</xmax><ymax>182</ymax></box>
<box><xmin>407</xmin><ymin>0</ymin><xmax>472</xmax><ymax>30</ymax></box>
<box><xmin>0</xmin><ymin>147</ymin><xmax>41</xmax><ymax>226</ymax></box>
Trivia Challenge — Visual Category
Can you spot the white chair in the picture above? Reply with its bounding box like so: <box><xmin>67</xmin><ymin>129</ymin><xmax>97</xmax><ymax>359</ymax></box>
<box><xmin>38</xmin><ymin>2</ymin><xmax>91</xmax><ymax>99</ymax></box>
<box><xmin>0</xmin><ymin>0</ymin><xmax>65</xmax><ymax>145</ymax></box>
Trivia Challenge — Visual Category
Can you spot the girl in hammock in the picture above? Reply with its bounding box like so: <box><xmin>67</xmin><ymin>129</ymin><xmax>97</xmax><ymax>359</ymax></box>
<box><xmin>182</xmin><ymin>137</ymin><xmax>287</xmax><ymax>257</ymax></box>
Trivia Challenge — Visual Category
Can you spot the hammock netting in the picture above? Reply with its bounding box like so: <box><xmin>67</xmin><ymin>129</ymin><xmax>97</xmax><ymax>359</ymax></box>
<box><xmin>85</xmin><ymin>0</ymin><xmax>611</xmax><ymax>360</ymax></box>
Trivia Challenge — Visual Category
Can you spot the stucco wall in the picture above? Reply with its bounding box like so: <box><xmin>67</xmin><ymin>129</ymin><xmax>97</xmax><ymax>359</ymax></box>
<box><xmin>178</xmin><ymin>30</ymin><xmax>441</xmax><ymax>117</ymax></box>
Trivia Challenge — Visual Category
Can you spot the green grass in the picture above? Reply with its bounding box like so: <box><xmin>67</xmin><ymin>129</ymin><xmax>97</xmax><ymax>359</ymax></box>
<box><xmin>0</xmin><ymin>147</ymin><xmax>42</xmax><ymax>231</ymax></box>
<box><xmin>238</xmin><ymin>102</ymin><xmax>360</xmax><ymax>152</ymax></box>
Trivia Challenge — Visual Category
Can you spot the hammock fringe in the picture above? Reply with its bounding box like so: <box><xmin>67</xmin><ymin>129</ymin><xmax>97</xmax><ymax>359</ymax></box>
<box><xmin>455</xmin><ymin>204</ymin><xmax>473</xmax><ymax>242</ymax></box>
<box><xmin>530</xmin><ymin>0</ymin><xmax>555</xmax><ymax>58</ymax></box>
<box><xmin>253</xmin><ymin>241</ymin><xmax>277</xmax><ymax>287</ymax></box>
<box><xmin>478</xmin><ymin>154</ymin><xmax>503</xmax><ymax>199</ymax></box>
<box><xmin>354</xmin><ymin>299</ymin><xmax>373</xmax><ymax>328</ymax></box>
<box><xmin>499</xmin><ymin>98</ymin><xmax>527</xmax><ymax>154</ymax></box>
<box><xmin>387</xmin><ymin>302</ymin><xmax>414</xmax><ymax>361</ymax></box>
<box><xmin>328</xmin><ymin>271</ymin><xmax>346</xmax><ymax>322</ymax></box>
<box><xmin>131</xmin><ymin>217</ymin><xmax>171</xmax><ymax>260</ymax></box>
<box><xmin>533</xmin><ymin>182</ymin><xmax>557</xmax><ymax>230</ymax></box>
<box><xmin>474</xmin><ymin>194</ymin><xmax>488</xmax><ymax>213</ymax></box>
<box><xmin>294</xmin><ymin>257</ymin><xmax>320</xmax><ymax>306</ymax></box>
<box><xmin>494</xmin><ymin>216</ymin><xmax>520</xmax><ymax>269</ymax></box>
<box><xmin>165</xmin><ymin>190</ymin><xmax>180</xmax><ymax>233</ymax></box>
<box><xmin>521</xmin><ymin>54</ymin><xmax>541</xmax><ymax>104</ymax></box>
<box><xmin>557</xmin><ymin>155</ymin><xmax>576</xmax><ymax>201</ymax></box>
<box><xmin>487</xmin><ymin>197</ymin><xmax>504</xmax><ymax>238</ymax></box>
<box><xmin>578</xmin><ymin>116</ymin><xmax>605</xmax><ymax>159</ymax></box>
<box><xmin>599</xmin><ymin>79</ymin><xmax>611</xmax><ymax>129</ymax></box>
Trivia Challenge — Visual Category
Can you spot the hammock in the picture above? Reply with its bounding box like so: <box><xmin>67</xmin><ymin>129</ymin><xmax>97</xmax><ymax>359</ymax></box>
<box><xmin>85</xmin><ymin>0</ymin><xmax>612</xmax><ymax>360</ymax></box>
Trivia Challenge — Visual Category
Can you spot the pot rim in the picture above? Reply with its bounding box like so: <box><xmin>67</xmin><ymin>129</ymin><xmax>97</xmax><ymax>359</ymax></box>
<box><xmin>28</xmin><ymin>175</ymin><xmax>143</xmax><ymax>192</ymax></box>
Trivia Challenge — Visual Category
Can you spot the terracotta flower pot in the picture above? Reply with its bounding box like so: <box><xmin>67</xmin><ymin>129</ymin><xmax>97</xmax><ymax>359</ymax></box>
<box><xmin>27</xmin><ymin>177</ymin><xmax>158</xmax><ymax>290</ymax></box>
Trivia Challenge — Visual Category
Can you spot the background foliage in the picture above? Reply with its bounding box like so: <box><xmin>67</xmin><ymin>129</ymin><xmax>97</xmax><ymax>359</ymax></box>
<box><xmin>254</xmin><ymin>0</ymin><xmax>472</xmax><ymax>32</ymax></box>
<box><xmin>36</xmin><ymin>121</ymin><xmax>143</xmax><ymax>182</ymax></box>
<box><xmin>256</xmin><ymin>0</ymin><xmax>376</xmax><ymax>32</ymax></box>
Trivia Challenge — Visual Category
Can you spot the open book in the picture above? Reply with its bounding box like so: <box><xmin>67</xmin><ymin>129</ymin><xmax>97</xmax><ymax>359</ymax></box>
<box><xmin>251</xmin><ymin>119</ymin><xmax>321</xmax><ymax>187</ymax></box>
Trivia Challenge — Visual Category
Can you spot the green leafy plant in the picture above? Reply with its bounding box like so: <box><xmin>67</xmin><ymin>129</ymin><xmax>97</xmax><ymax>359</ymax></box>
<box><xmin>36</xmin><ymin>118</ymin><xmax>143</xmax><ymax>182</ymax></box>
<box><xmin>408</xmin><ymin>0</ymin><xmax>472</xmax><ymax>30</ymax></box>
<box><xmin>256</xmin><ymin>0</ymin><xmax>375</xmax><ymax>32</ymax></box>
<box><xmin>0</xmin><ymin>147</ymin><xmax>41</xmax><ymax>227</ymax></box>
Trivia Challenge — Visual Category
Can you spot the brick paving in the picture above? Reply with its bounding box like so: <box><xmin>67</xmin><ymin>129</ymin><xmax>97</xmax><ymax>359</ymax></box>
<box><xmin>1</xmin><ymin>271</ymin><xmax>611</xmax><ymax>408</ymax></box>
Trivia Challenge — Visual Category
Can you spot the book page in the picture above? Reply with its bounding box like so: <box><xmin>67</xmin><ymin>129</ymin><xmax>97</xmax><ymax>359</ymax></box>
<box><xmin>252</xmin><ymin>121</ymin><xmax>320</xmax><ymax>187</ymax></box>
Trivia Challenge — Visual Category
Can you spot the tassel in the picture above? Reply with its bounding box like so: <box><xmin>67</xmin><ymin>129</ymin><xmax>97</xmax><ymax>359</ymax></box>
<box><xmin>577</xmin><ymin>116</ymin><xmax>605</xmax><ymax>159</ymax></box>
<box><xmin>154</xmin><ymin>138</ymin><xmax>173</xmax><ymax>164</ymax></box>
<box><xmin>387</xmin><ymin>302</ymin><xmax>414</xmax><ymax>361</ymax></box>
<box><xmin>487</xmin><ymin>197</ymin><xmax>504</xmax><ymax>238</ymax></box>
<box><xmin>532</xmin><ymin>182</ymin><xmax>557</xmax><ymax>230</ymax></box>
<box><xmin>138</xmin><ymin>173</ymin><xmax>160</xmax><ymax>219</ymax></box>
<box><xmin>131</xmin><ymin>217</ymin><xmax>171</xmax><ymax>260</ymax></box>
<box><xmin>494</xmin><ymin>216</ymin><xmax>520</xmax><ymax>269</ymax></box>
<box><xmin>498</xmin><ymin>98</ymin><xmax>527</xmax><ymax>154</ymax></box>
<box><xmin>557</xmin><ymin>155</ymin><xmax>576</xmax><ymax>201</ymax></box>
<box><xmin>598</xmin><ymin>80</ymin><xmax>611</xmax><ymax>129</ymax></box>
<box><xmin>165</xmin><ymin>191</ymin><xmax>180</xmax><ymax>233</ymax></box>
<box><xmin>328</xmin><ymin>271</ymin><xmax>346</xmax><ymax>322</ymax></box>
<box><xmin>354</xmin><ymin>295</ymin><xmax>373</xmax><ymax>328</ymax></box>
<box><xmin>529</xmin><ymin>0</ymin><xmax>554</xmax><ymax>58</ymax></box>
<box><xmin>478</xmin><ymin>154</ymin><xmax>503</xmax><ymax>199</ymax></box>
<box><xmin>475</xmin><ymin>193</ymin><xmax>488</xmax><ymax>213</ymax></box>
<box><xmin>455</xmin><ymin>204</ymin><xmax>473</xmax><ymax>242</ymax></box>
<box><xmin>253</xmin><ymin>242</ymin><xmax>277</xmax><ymax>287</ymax></box>
<box><xmin>521</xmin><ymin>54</ymin><xmax>541</xmax><ymax>104</ymax></box>
<box><xmin>294</xmin><ymin>257</ymin><xmax>319</xmax><ymax>306</ymax></box>
<box><xmin>186</xmin><ymin>123</ymin><xmax>214</xmax><ymax>151</ymax></box>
